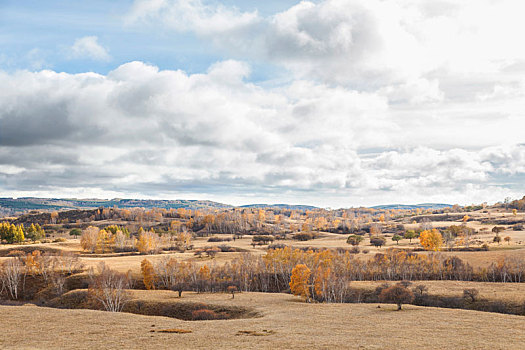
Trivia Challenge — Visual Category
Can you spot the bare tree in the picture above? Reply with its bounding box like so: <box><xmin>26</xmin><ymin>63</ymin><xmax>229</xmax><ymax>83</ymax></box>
<box><xmin>0</xmin><ymin>258</ymin><xmax>23</xmax><ymax>299</ymax></box>
<box><xmin>89</xmin><ymin>262</ymin><xmax>131</xmax><ymax>312</ymax></box>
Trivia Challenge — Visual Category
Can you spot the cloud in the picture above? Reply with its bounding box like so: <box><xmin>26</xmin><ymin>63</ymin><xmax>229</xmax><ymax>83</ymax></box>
<box><xmin>126</xmin><ymin>0</ymin><xmax>525</xmax><ymax>92</ymax></box>
<box><xmin>1</xmin><ymin>61</ymin><xmax>524</xmax><ymax>206</ymax></box>
<box><xmin>68</xmin><ymin>36</ymin><xmax>111</xmax><ymax>61</ymax></box>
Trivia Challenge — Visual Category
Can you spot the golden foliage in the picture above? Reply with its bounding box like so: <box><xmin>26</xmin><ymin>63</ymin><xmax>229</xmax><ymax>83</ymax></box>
<box><xmin>141</xmin><ymin>259</ymin><xmax>156</xmax><ymax>290</ymax></box>
<box><xmin>289</xmin><ymin>264</ymin><xmax>311</xmax><ymax>302</ymax></box>
<box><xmin>419</xmin><ymin>229</ymin><xmax>443</xmax><ymax>251</ymax></box>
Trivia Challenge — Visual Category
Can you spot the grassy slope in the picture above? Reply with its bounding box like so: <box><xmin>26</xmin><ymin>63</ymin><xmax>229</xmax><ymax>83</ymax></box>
<box><xmin>2</xmin><ymin>292</ymin><xmax>525</xmax><ymax>349</ymax></box>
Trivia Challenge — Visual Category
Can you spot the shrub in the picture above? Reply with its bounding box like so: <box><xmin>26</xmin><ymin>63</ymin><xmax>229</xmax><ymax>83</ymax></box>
<box><xmin>53</xmin><ymin>237</ymin><xmax>67</xmax><ymax>243</ymax></box>
<box><xmin>69</xmin><ymin>228</ymin><xmax>82</xmax><ymax>237</ymax></box>
<box><xmin>346</xmin><ymin>235</ymin><xmax>363</xmax><ymax>246</ymax></box>
<box><xmin>293</xmin><ymin>233</ymin><xmax>314</xmax><ymax>241</ymax></box>
<box><xmin>378</xmin><ymin>283</ymin><xmax>414</xmax><ymax>310</ymax></box>
<box><xmin>217</xmin><ymin>244</ymin><xmax>234</xmax><ymax>252</ymax></box>
<box><xmin>370</xmin><ymin>237</ymin><xmax>386</xmax><ymax>248</ymax></box>
<box><xmin>268</xmin><ymin>243</ymin><xmax>287</xmax><ymax>250</ymax></box>
<box><xmin>513</xmin><ymin>224</ymin><xmax>524</xmax><ymax>231</ymax></box>
<box><xmin>207</xmin><ymin>236</ymin><xmax>232</xmax><ymax>242</ymax></box>
<box><xmin>349</xmin><ymin>246</ymin><xmax>360</xmax><ymax>254</ymax></box>
<box><xmin>252</xmin><ymin>235</ymin><xmax>275</xmax><ymax>244</ymax></box>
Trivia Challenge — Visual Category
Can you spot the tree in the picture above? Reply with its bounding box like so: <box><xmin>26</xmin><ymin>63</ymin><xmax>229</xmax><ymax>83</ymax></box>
<box><xmin>136</xmin><ymin>230</ymin><xmax>161</xmax><ymax>254</ymax></box>
<box><xmin>378</xmin><ymin>283</ymin><xmax>414</xmax><ymax>310</ymax></box>
<box><xmin>26</xmin><ymin>224</ymin><xmax>45</xmax><ymax>241</ymax></box>
<box><xmin>227</xmin><ymin>285</ymin><xmax>238</xmax><ymax>299</ymax></box>
<box><xmin>404</xmin><ymin>230</ymin><xmax>417</xmax><ymax>243</ymax></box>
<box><xmin>0</xmin><ymin>258</ymin><xmax>23</xmax><ymax>299</ymax></box>
<box><xmin>370</xmin><ymin>236</ymin><xmax>386</xmax><ymax>248</ymax></box>
<box><xmin>513</xmin><ymin>209</ymin><xmax>518</xmax><ymax>216</ymax></box>
<box><xmin>80</xmin><ymin>226</ymin><xmax>99</xmax><ymax>253</ymax></box>
<box><xmin>413</xmin><ymin>284</ymin><xmax>428</xmax><ymax>296</ymax></box>
<box><xmin>392</xmin><ymin>234</ymin><xmax>402</xmax><ymax>245</ymax></box>
<box><xmin>346</xmin><ymin>235</ymin><xmax>363</xmax><ymax>246</ymax></box>
<box><xmin>89</xmin><ymin>262</ymin><xmax>130</xmax><ymax>312</ymax></box>
<box><xmin>492</xmin><ymin>226</ymin><xmax>505</xmax><ymax>234</ymax></box>
<box><xmin>289</xmin><ymin>264</ymin><xmax>311</xmax><ymax>302</ymax></box>
<box><xmin>14</xmin><ymin>226</ymin><xmax>24</xmax><ymax>243</ymax></box>
<box><xmin>141</xmin><ymin>259</ymin><xmax>156</xmax><ymax>290</ymax></box>
<box><xmin>419</xmin><ymin>229</ymin><xmax>443</xmax><ymax>251</ymax></box>
<box><xmin>69</xmin><ymin>228</ymin><xmax>82</xmax><ymax>237</ymax></box>
<box><xmin>493</xmin><ymin>235</ymin><xmax>501</xmax><ymax>245</ymax></box>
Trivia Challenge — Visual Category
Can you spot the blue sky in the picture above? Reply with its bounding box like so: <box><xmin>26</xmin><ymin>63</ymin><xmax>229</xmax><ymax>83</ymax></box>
<box><xmin>1</xmin><ymin>0</ymin><xmax>525</xmax><ymax>207</ymax></box>
<box><xmin>0</xmin><ymin>0</ymin><xmax>296</xmax><ymax>77</ymax></box>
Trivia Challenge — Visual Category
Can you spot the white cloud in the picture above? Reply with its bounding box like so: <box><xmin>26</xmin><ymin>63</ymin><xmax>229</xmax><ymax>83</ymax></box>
<box><xmin>69</xmin><ymin>36</ymin><xmax>111</xmax><ymax>61</ymax></box>
<box><xmin>126</xmin><ymin>0</ymin><xmax>525</xmax><ymax>90</ymax></box>
<box><xmin>1</xmin><ymin>61</ymin><xmax>524</xmax><ymax>206</ymax></box>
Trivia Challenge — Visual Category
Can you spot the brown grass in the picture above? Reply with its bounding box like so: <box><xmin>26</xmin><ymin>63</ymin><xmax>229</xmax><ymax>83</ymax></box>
<box><xmin>352</xmin><ymin>280</ymin><xmax>525</xmax><ymax>303</ymax></box>
<box><xmin>1</xmin><ymin>292</ymin><xmax>525</xmax><ymax>349</ymax></box>
<box><xmin>155</xmin><ymin>328</ymin><xmax>192</xmax><ymax>334</ymax></box>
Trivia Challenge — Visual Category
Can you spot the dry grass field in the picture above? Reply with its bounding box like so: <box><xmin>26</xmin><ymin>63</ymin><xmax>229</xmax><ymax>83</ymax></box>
<box><xmin>2</xmin><ymin>292</ymin><xmax>525</xmax><ymax>349</ymax></box>
<box><xmin>3</xmin><ymin>205</ymin><xmax>525</xmax><ymax>349</ymax></box>
<box><xmin>352</xmin><ymin>280</ymin><xmax>525</xmax><ymax>303</ymax></box>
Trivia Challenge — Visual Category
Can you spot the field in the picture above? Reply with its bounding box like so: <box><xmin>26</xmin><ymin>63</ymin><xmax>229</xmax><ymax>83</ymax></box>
<box><xmin>2</xmin><ymin>292</ymin><xmax>525</xmax><ymax>349</ymax></box>
<box><xmin>2</xmin><ymin>203</ymin><xmax>525</xmax><ymax>349</ymax></box>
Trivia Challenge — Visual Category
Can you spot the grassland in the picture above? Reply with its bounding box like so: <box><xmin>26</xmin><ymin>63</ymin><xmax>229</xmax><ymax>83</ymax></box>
<box><xmin>2</xmin><ymin>205</ymin><xmax>525</xmax><ymax>349</ymax></box>
<box><xmin>2</xmin><ymin>291</ymin><xmax>525</xmax><ymax>349</ymax></box>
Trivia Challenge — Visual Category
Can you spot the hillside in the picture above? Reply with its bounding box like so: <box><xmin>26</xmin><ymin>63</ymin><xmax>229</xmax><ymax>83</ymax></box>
<box><xmin>371</xmin><ymin>203</ymin><xmax>453</xmax><ymax>210</ymax></box>
<box><xmin>1</xmin><ymin>292</ymin><xmax>524</xmax><ymax>349</ymax></box>
<box><xmin>0</xmin><ymin>198</ymin><xmax>233</xmax><ymax>216</ymax></box>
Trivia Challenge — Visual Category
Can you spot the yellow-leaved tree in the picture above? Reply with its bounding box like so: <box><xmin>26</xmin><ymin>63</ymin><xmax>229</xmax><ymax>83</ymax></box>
<box><xmin>141</xmin><ymin>259</ymin><xmax>156</xmax><ymax>290</ymax></box>
<box><xmin>419</xmin><ymin>229</ymin><xmax>443</xmax><ymax>251</ymax></box>
<box><xmin>289</xmin><ymin>264</ymin><xmax>311</xmax><ymax>302</ymax></box>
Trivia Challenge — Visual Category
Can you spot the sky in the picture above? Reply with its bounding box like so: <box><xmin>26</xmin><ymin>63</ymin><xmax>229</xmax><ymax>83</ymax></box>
<box><xmin>1</xmin><ymin>0</ymin><xmax>525</xmax><ymax>208</ymax></box>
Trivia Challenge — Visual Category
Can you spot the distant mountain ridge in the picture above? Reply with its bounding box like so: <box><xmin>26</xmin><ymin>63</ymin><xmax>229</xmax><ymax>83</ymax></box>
<box><xmin>0</xmin><ymin>197</ymin><xmax>452</xmax><ymax>217</ymax></box>
<box><xmin>371</xmin><ymin>203</ymin><xmax>452</xmax><ymax>210</ymax></box>
<box><xmin>0</xmin><ymin>198</ymin><xmax>319</xmax><ymax>215</ymax></box>
<box><xmin>239</xmin><ymin>204</ymin><xmax>318</xmax><ymax>210</ymax></box>
<box><xmin>0</xmin><ymin>198</ymin><xmax>232</xmax><ymax>214</ymax></box>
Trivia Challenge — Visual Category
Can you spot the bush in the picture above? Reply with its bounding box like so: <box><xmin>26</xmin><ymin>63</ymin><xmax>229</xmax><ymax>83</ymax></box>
<box><xmin>252</xmin><ymin>235</ymin><xmax>275</xmax><ymax>244</ymax></box>
<box><xmin>349</xmin><ymin>246</ymin><xmax>360</xmax><ymax>254</ymax></box>
<box><xmin>217</xmin><ymin>244</ymin><xmax>234</xmax><ymax>252</ymax></box>
<box><xmin>69</xmin><ymin>228</ymin><xmax>82</xmax><ymax>237</ymax></box>
<box><xmin>346</xmin><ymin>235</ymin><xmax>363</xmax><ymax>246</ymax></box>
<box><xmin>53</xmin><ymin>237</ymin><xmax>67</xmax><ymax>243</ymax></box>
<box><xmin>370</xmin><ymin>237</ymin><xmax>386</xmax><ymax>248</ymax></box>
<box><xmin>268</xmin><ymin>243</ymin><xmax>287</xmax><ymax>250</ymax></box>
<box><xmin>513</xmin><ymin>224</ymin><xmax>524</xmax><ymax>231</ymax></box>
<box><xmin>207</xmin><ymin>236</ymin><xmax>232</xmax><ymax>242</ymax></box>
<box><xmin>293</xmin><ymin>233</ymin><xmax>314</xmax><ymax>241</ymax></box>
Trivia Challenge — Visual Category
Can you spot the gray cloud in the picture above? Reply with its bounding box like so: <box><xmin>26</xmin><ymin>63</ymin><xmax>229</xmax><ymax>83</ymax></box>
<box><xmin>3</xmin><ymin>0</ymin><xmax>525</xmax><ymax>206</ymax></box>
